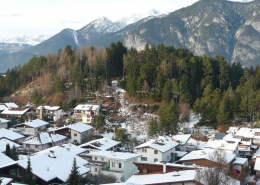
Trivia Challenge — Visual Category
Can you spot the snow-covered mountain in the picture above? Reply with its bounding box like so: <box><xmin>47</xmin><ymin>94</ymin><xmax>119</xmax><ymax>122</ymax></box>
<box><xmin>0</xmin><ymin>35</ymin><xmax>51</xmax><ymax>46</ymax></box>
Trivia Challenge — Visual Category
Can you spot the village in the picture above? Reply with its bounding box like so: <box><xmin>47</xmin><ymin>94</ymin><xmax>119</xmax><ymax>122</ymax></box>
<box><xmin>0</xmin><ymin>80</ymin><xmax>258</xmax><ymax>185</ymax></box>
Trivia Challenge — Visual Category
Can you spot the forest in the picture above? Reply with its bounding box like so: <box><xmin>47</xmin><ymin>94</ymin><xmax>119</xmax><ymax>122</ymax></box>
<box><xmin>1</xmin><ymin>42</ymin><xmax>260</xmax><ymax>134</ymax></box>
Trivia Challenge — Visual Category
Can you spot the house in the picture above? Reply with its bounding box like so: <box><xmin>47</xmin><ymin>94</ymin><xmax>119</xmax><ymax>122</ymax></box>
<box><xmin>186</xmin><ymin>137</ymin><xmax>207</xmax><ymax>152</ymax></box>
<box><xmin>1</xmin><ymin>107</ymin><xmax>30</xmax><ymax>118</ymax></box>
<box><xmin>23</xmin><ymin>132</ymin><xmax>67</xmax><ymax>152</ymax></box>
<box><xmin>80</xmin><ymin>137</ymin><xmax>120</xmax><ymax>153</ymax></box>
<box><xmin>13</xmin><ymin>119</ymin><xmax>49</xmax><ymax>136</ymax></box>
<box><xmin>172</xmin><ymin>134</ymin><xmax>191</xmax><ymax>152</ymax></box>
<box><xmin>36</xmin><ymin>106</ymin><xmax>63</xmax><ymax>122</ymax></box>
<box><xmin>233</xmin><ymin>157</ymin><xmax>248</xmax><ymax>173</ymax></box>
<box><xmin>53</xmin><ymin>122</ymin><xmax>93</xmax><ymax>144</ymax></box>
<box><xmin>0</xmin><ymin>139</ymin><xmax>20</xmax><ymax>153</ymax></box>
<box><xmin>0</xmin><ymin>102</ymin><xmax>18</xmax><ymax>114</ymax></box>
<box><xmin>178</xmin><ymin>149</ymin><xmax>236</xmax><ymax>167</ymax></box>
<box><xmin>204</xmin><ymin>139</ymin><xmax>239</xmax><ymax>156</ymax></box>
<box><xmin>134</xmin><ymin>136</ymin><xmax>179</xmax><ymax>163</ymax></box>
<box><xmin>0</xmin><ymin>118</ymin><xmax>10</xmax><ymax>129</ymax></box>
<box><xmin>87</xmin><ymin>151</ymin><xmax>141</xmax><ymax>182</ymax></box>
<box><xmin>0</xmin><ymin>144</ymin><xmax>89</xmax><ymax>185</ymax></box>
<box><xmin>72</xmin><ymin>104</ymin><xmax>101</xmax><ymax>124</ymax></box>
<box><xmin>0</xmin><ymin>128</ymin><xmax>25</xmax><ymax>144</ymax></box>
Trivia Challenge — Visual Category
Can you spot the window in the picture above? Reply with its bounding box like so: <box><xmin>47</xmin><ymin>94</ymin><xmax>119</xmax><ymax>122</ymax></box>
<box><xmin>154</xmin><ymin>150</ymin><xmax>158</xmax><ymax>154</ymax></box>
<box><xmin>95</xmin><ymin>168</ymin><xmax>98</xmax><ymax>172</ymax></box>
<box><xmin>65</xmin><ymin>133</ymin><xmax>68</xmax><ymax>136</ymax></box>
<box><xmin>35</xmin><ymin>145</ymin><xmax>39</xmax><ymax>149</ymax></box>
<box><xmin>141</xmin><ymin>157</ymin><xmax>147</xmax><ymax>161</ymax></box>
<box><xmin>74</xmin><ymin>133</ymin><xmax>77</xmax><ymax>136</ymax></box>
<box><xmin>95</xmin><ymin>157</ymin><xmax>97</xmax><ymax>160</ymax></box>
<box><xmin>119</xmin><ymin>162</ymin><xmax>122</xmax><ymax>168</ymax></box>
<box><xmin>101</xmin><ymin>158</ymin><xmax>104</xmax><ymax>161</ymax></box>
<box><xmin>167</xmin><ymin>155</ymin><xmax>169</xmax><ymax>160</ymax></box>
<box><xmin>112</xmin><ymin>161</ymin><xmax>115</xmax><ymax>167</ymax></box>
<box><xmin>154</xmin><ymin>158</ymin><xmax>158</xmax><ymax>162</ymax></box>
<box><xmin>26</xmin><ymin>144</ymin><xmax>30</xmax><ymax>148</ymax></box>
<box><xmin>142</xmin><ymin>148</ymin><xmax>147</xmax><ymax>153</ymax></box>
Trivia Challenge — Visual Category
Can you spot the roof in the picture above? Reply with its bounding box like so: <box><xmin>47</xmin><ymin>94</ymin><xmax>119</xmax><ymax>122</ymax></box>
<box><xmin>6</xmin><ymin>145</ymin><xmax>89</xmax><ymax>182</ymax></box>
<box><xmin>1</xmin><ymin>108</ymin><xmax>30</xmax><ymax>115</ymax></box>
<box><xmin>205</xmin><ymin>140</ymin><xmax>239</xmax><ymax>153</ymax></box>
<box><xmin>80</xmin><ymin>137</ymin><xmax>120</xmax><ymax>151</ymax></box>
<box><xmin>125</xmin><ymin>170</ymin><xmax>196</xmax><ymax>185</ymax></box>
<box><xmin>0</xmin><ymin>139</ymin><xmax>20</xmax><ymax>153</ymax></box>
<box><xmin>0</xmin><ymin>178</ymin><xmax>13</xmax><ymax>185</ymax></box>
<box><xmin>0</xmin><ymin>128</ymin><xmax>25</xmax><ymax>141</ymax></box>
<box><xmin>186</xmin><ymin>138</ymin><xmax>206</xmax><ymax>150</ymax></box>
<box><xmin>134</xmin><ymin>136</ymin><xmax>179</xmax><ymax>153</ymax></box>
<box><xmin>0</xmin><ymin>118</ymin><xmax>10</xmax><ymax>124</ymax></box>
<box><xmin>214</xmin><ymin>132</ymin><xmax>226</xmax><ymax>140</ymax></box>
<box><xmin>179</xmin><ymin>149</ymin><xmax>236</xmax><ymax>164</ymax></box>
<box><xmin>233</xmin><ymin>157</ymin><xmax>247</xmax><ymax>165</ymax></box>
<box><xmin>4</xmin><ymin>103</ymin><xmax>18</xmax><ymax>108</ymax></box>
<box><xmin>253</xmin><ymin>148</ymin><xmax>260</xmax><ymax>159</ymax></box>
<box><xmin>0</xmin><ymin>104</ymin><xmax>7</xmax><ymax>111</ymax></box>
<box><xmin>24</xmin><ymin>119</ymin><xmax>49</xmax><ymax>128</ymax></box>
<box><xmin>36</xmin><ymin>106</ymin><xmax>60</xmax><ymax>111</ymax></box>
<box><xmin>172</xmin><ymin>134</ymin><xmax>191</xmax><ymax>145</ymax></box>
<box><xmin>74</xmin><ymin>104</ymin><xmax>100</xmax><ymax>111</ymax></box>
<box><xmin>68</xmin><ymin>122</ymin><xmax>93</xmax><ymax>133</ymax></box>
<box><xmin>0</xmin><ymin>152</ymin><xmax>14</xmax><ymax>167</ymax></box>
<box><xmin>87</xmin><ymin>151</ymin><xmax>142</xmax><ymax>161</ymax></box>
<box><xmin>23</xmin><ymin>132</ymin><xmax>66</xmax><ymax>145</ymax></box>
<box><xmin>254</xmin><ymin>157</ymin><xmax>260</xmax><ymax>171</ymax></box>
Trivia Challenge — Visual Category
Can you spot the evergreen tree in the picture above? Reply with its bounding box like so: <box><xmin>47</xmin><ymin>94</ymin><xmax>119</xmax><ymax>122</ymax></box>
<box><xmin>11</xmin><ymin>145</ymin><xmax>18</xmax><ymax>161</ymax></box>
<box><xmin>67</xmin><ymin>158</ymin><xmax>81</xmax><ymax>185</ymax></box>
<box><xmin>162</xmin><ymin>79</ymin><xmax>172</xmax><ymax>105</ymax></box>
<box><xmin>5</xmin><ymin>144</ymin><xmax>12</xmax><ymax>158</ymax></box>
<box><xmin>149</xmin><ymin>118</ymin><xmax>159</xmax><ymax>137</ymax></box>
<box><xmin>217</xmin><ymin>99</ymin><xmax>230</xmax><ymax>125</ymax></box>
<box><xmin>23</xmin><ymin>157</ymin><xmax>35</xmax><ymax>185</ymax></box>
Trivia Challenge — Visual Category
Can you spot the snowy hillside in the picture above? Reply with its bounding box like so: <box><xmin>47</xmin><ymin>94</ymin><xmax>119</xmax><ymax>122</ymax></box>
<box><xmin>0</xmin><ymin>35</ymin><xmax>51</xmax><ymax>46</ymax></box>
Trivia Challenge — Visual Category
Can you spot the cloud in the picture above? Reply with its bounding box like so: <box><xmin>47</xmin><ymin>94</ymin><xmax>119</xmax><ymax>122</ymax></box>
<box><xmin>10</xmin><ymin>14</ymin><xmax>21</xmax><ymax>17</ymax></box>
<box><xmin>0</xmin><ymin>15</ymin><xmax>8</xmax><ymax>17</ymax></box>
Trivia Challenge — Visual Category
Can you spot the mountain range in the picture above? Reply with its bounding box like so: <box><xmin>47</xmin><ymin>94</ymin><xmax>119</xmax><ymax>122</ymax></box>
<box><xmin>3</xmin><ymin>0</ymin><xmax>260</xmax><ymax>72</ymax></box>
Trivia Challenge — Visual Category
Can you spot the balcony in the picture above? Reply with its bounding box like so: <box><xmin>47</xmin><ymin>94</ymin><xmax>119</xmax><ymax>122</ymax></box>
<box><xmin>100</xmin><ymin>167</ymin><xmax>124</xmax><ymax>174</ymax></box>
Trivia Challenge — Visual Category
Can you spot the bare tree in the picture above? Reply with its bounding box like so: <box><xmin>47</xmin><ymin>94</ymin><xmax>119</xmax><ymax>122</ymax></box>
<box><xmin>195</xmin><ymin>149</ymin><xmax>238</xmax><ymax>185</ymax></box>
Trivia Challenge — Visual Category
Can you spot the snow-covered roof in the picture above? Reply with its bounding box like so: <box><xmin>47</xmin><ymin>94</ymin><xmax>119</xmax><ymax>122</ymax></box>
<box><xmin>125</xmin><ymin>170</ymin><xmax>196</xmax><ymax>185</ymax></box>
<box><xmin>172</xmin><ymin>134</ymin><xmax>191</xmax><ymax>145</ymax></box>
<box><xmin>0</xmin><ymin>152</ymin><xmax>14</xmax><ymax>167</ymax></box>
<box><xmin>74</xmin><ymin>104</ymin><xmax>100</xmax><ymax>111</ymax></box>
<box><xmin>0</xmin><ymin>128</ymin><xmax>25</xmax><ymax>141</ymax></box>
<box><xmin>9</xmin><ymin>145</ymin><xmax>89</xmax><ymax>182</ymax></box>
<box><xmin>0</xmin><ymin>178</ymin><xmax>13</xmax><ymax>185</ymax></box>
<box><xmin>23</xmin><ymin>132</ymin><xmax>66</xmax><ymax>145</ymax></box>
<box><xmin>0</xmin><ymin>104</ymin><xmax>7</xmax><ymax>111</ymax></box>
<box><xmin>205</xmin><ymin>140</ymin><xmax>239</xmax><ymax>153</ymax></box>
<box><xmin>253</xmin><ymin>148</ymin><xmax>260</xmax><ymax>159</ymax></box>
<box><xmin>68</xmin><ymin>122</ymin><xmax>93</xmax><ymax>133</ymax></box>
<box><xmin>88</xmin><ymin>151</ymin><xmax>142</xmax><ymax>161</ymax></box>
<box><xmin>254</xmin><ymin>157</ymin><xmax>260</xmax><ymax>171</ymax></box>
<box><xmin>223</xmin><ymin>133</ymin><xmax>241</xmax><ymax>142</ymax></box>
<box><xmin>134</xmin><ymin>136</ymin><xmax>179</xmax><ymax>153</ymax></box>
<box><xmin>186</xmin><ymin>138</ymin><xmax>206</xmax><ymax>150</ymax></box>
<box><xmin>0</xmin><ymin>118</ymin><xmax>10</xmax><ymax>124</ymax></box>
<box><xmin>1</xmin><ymin>107</ymin><xmax>30</xmax><ymax>115</ymax></box>
<box><xmin>80</xmin><ymin>137</ymin><xmax>120</xmax><ymax>151</ymax></box>
<box><xmin>36</xmin><ymin>106</ymin><xmax>60</xmax><ymax>111</ymax></box>
<box><xmin>0</xmin><ymin>139</ymin><xmax>20</xmax><ymax>153</ymax></box>
<box><xmin>233</xmin><ymin>157</ymin><xmax>247</xmax><ymax>165</ymax></box>
<box><xmin>179</xmin><ymin>149</ymin><xmax>236</xmax><ymax>164</ymax></box>
<box><xmin>4</xmin><ymin>103</ymin><xmax>18</xmax><ymax>108</ymax></box>
<box><xmin>23</xmin><ymin>119</ymin><xmax>49</xmax><ymax>128</ymax></box>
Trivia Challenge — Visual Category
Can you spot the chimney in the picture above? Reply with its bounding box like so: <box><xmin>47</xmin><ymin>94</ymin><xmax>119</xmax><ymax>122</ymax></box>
<box><xmin>163</xmin><ymin>162</ymin><xmax>166</xmax><ymax>174</ymax></box>
<box><xmin>67</xmin><ymin>148</ymin><xmax>70</xmax><ymax>152</ymax></box>
<box><xmin>47</xmin><ymin>167</ymin><xmax>49</xmax><ymax>171</ymax></box>
<box><xmin>49</xmin><ymin>150</ymin><xmax>56</xmax><ymax>158</ymax></box>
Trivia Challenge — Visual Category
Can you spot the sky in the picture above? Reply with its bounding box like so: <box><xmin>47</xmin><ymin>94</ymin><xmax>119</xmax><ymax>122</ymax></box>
<box><xmin>0</xmin><ymin>0</ymin><xmax>199</xmax><ymax>38</ymax></box>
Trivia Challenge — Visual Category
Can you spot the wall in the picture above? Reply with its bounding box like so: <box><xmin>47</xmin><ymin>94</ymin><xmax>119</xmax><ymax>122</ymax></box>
<box><xmin>70</xmin><ymin>130</ymin><xmax>81</xmax><ymax>144</ymax></box>
<box><xmin>137</xmin><ymin>147</ymin><xmax>175</xmax><ymax>163</ymax></box>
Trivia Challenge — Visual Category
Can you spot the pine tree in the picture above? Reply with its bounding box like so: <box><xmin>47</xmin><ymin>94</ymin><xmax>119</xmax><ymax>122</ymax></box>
<box><xmin>23</xmin><ymin>157</ymin><xmax>35</xmax><ymax>185</ymax></box>
<box><xmin>67</xmin><ymin>158</ymin><xmax>81</xmax><ymax>185</ymax></box>
<box><xmin>5</xmin><ymin>144</ymin><xmax>12</xmax><ymax>158</ymax></box>
<box><xmin>11</xmin><ymin>145</ymin><xmax>18</xmax><ymax>161</ymax></box>
<box><xmin>149</xmin><ymin>118</ymin><xmax>159</xmax><ymax>137</ymax></box>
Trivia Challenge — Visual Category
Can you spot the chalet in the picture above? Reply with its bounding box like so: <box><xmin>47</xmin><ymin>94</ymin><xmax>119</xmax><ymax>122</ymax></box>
<box><xmin>87</xmin><ymin>151</ymin><xmax>141</xmax><ymax>182</ymax></box>
<box><xmin>134</xmin><ymin>136</ymin><xmax>179</xmax><ymax>163</ymax></box>
<box><xmin>0</xmin><ymin>139</ymin><xmax>20</xmax><ymax>153</ymax></box>
<box><xmin>23</xmin><ymin>132</ymin><xmax>67</xmax><ymax>152</ymax></box>
<box><xmin>0</xmin><ymin>128</ymin><xmax>25</xmax><ymax>144</ymax></box>
<box><xmin>53</xmin><ymin>122</ymin><xmax>93</xmax><ymax>144</ymax></box>
<box><xmin>72</xmin><ymin>104</ymin><xmax>101</xmax><ymax>124</ymax></box>
<box><xmin>0</xmin><ymin>118</ymin><xmax>10</xmax><ymax>129</ymax></box>
<box><xmin>80</xmin><ymin>137</ymin><xmax>120</xmax><ymax>153</ymax></box>
<box><xmin>0</xmin><ymin>144</ymin><xmax>89</xmax><ymax>185</ymax></box>
<box><xmin>13</xmin><ymin>119</ymin><xmax>49</xmax><ymax>136</ymax></box>
<box><xmin>36</xmin><ymin>106</ymin><xmax>63</xmax><ymax>122</ymax></box>
<box><xmin>1</xmin><ymin>107</ymin><xmax>30</xmax><ymax>118</ymax></box>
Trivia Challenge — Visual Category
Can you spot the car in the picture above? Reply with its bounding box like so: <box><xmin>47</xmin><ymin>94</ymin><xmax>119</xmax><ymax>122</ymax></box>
<box><xmin>233</xmin><ymin>169</ymin><xmax>240</xmax><ymax>174</ymax></box>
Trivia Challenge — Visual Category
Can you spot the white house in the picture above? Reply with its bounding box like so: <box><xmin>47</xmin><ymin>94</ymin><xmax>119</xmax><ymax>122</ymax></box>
<box><xmin>36</xmin><ymin>106</ymin><xmax>63</xmax><ymax>122</ymax></box>
<box><xmin>53</xmin><ymin>122</ymin><xmax>93</xmax><ymax>144</ymax></box>
<box><xmin>0</xmin><ymin>128</ymin><xmax>25</xmax><ymax>143</ymax></box>
<box><xmin>0</xmin><ymin>139</ymin><xmax>20</xmax><ymax>153</ymax></box>
<box><xmin>87</xmin><ymin>151</ymin><xmax>141</xmax><ymax>182</ymax></box>
<box><xmin>72</xmin><ymin>104</ymin><xmax>101</xmax><ymax>124</ymax></box>
<box><xmin>80</xmin><ymin>137</ymin><xmax>120</xmax><ymax>153</ymax></box>
<box><xmin>13</xmin><ymin>119</ymin><xmax>49</xmax><ymax>135</ymax></box>
<box><xmin>0</xmin><ymin>118</ymin><xmax>10</xmax><ymax>129</ymax></box>
<box><xmin>134</xmin><ymin>136</ymin><xmax>179</xmax><ymax>163</ymax></box>
<box><xmin>23</xmin><ymin>132</ymin><xmax>67</xmax><ymax>152</ymax></box>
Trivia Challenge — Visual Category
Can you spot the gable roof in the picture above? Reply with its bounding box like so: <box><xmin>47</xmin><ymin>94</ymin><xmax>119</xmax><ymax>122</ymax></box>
<box><xmin>0</xmin><ymin>104</ymin><xmax>7</xmax><ymax>111</ymax></box>
<box><xmin>172</xmin><ymin>134</ymin><xmax>191</xmax><ymax>145</ymax></box>
<box><xmin>0</xmin><ymin>152</ymin><xmax>14</xmax><ymax>167</ymax></box>
<box><xmin>0</xmin><ymin>128</ymin><xmax>25</xmax><ymax>141</ymax></box>
<box><xmin>79</xmin><ymin>137</ymin><xmax>120</xmax><ymax>151</ymax></box>
<box><xmin>4</xmin><ymin>103</ymin><xmax>18</xmax><ymax>108</ymax></box>
<box><xmin>88</xmin><ymin>151</ymin><xmax>142</xmax><ymax>161</ymax></box>
<box><xmin>67</xmin><ymin>122</ymin><xmax>93</xmax><ymax>133</ymax></box>
<box><xmin>1</xmin><ymin>108</ymin><xmax>30</xmax><ymax>115</ymax></box>
<box><xmin>134</xmin><ymin>136</ymin><xmax>179</xmax><ymax>153</ymax></box>
<box><xmin>24</xmin><ymin>119</ymin><xmax>49</xmax><ymax>128</ymax></box>
<box><xmin>23</xmin><ymin>132</ymin><xmax>66</xmax><ymax>145</ymax></box>
<box><xmin>0</xmin><ymin>139</ymin><xmax>20</xmax><ymax>153</ymax></box>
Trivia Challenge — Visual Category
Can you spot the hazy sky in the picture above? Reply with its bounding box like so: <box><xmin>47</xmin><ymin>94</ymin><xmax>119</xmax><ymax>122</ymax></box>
<box><xmin>0</xmin><ymin>0</ymin><xmax>200</xmax><ymax>38</ymax></box>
